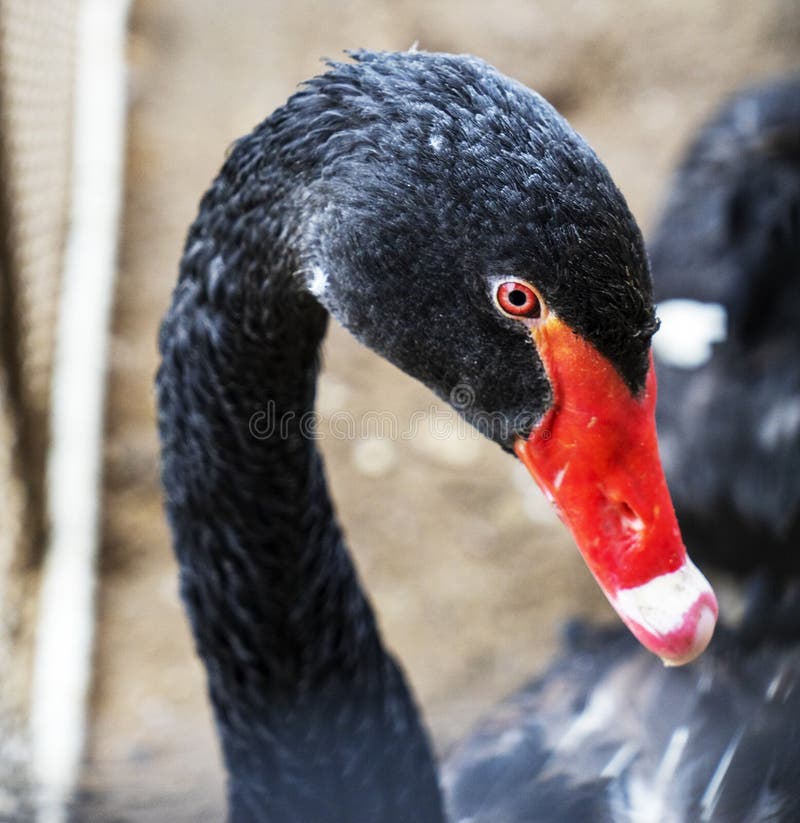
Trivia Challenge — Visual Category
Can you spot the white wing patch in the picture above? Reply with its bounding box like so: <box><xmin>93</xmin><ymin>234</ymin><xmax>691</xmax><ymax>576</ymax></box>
<box><xmin>652</xmin><ymin>299</ymin><xmax>727</xmax><ymax>369</ymax></box>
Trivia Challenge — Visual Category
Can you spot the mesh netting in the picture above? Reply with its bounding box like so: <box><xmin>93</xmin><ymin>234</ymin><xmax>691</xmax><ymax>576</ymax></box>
<box><xmin>0</xmin><ymin>0</ymin><xmax>78</xmax><ymax>807</ymax></box>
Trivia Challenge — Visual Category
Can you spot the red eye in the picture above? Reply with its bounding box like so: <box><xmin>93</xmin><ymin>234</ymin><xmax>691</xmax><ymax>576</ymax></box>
<box><xmin>496</xmin><ymin>281</ymin><xmax>542</xmax><ymax>319</ymax></box>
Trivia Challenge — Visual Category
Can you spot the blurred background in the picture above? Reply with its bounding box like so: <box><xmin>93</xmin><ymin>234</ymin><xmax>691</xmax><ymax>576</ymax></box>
<box><xmin>0</xmin><ymin>0</ymin><xmax>798</xmax><ymax>820</ymax></box>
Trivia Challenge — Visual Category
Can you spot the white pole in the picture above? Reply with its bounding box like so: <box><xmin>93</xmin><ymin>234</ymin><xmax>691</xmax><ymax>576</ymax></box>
<box><xmin>29</xmin><ymin>1</ymin><xmax>130</xmax><ymax>821</ymax></box>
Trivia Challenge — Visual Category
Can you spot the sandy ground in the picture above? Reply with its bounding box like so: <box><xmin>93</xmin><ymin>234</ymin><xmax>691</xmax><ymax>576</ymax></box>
<box><xmin>77</xmin><ymin>1</ymin><xmax>799</xmax><ymax>819</ymax></box>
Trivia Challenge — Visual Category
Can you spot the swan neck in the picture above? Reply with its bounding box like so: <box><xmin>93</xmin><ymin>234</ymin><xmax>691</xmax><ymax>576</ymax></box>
<box><xmin>157</xmin><ymin>132</ymin><xmax>444</xmax><ymax>820</ymax></box>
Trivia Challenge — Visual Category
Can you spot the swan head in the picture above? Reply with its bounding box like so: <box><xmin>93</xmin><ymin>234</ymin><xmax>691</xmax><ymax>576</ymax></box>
<box><xmin>277</xmin><ymin>50</ymin><xmax>716</xmax><ymax>664</ymax></box>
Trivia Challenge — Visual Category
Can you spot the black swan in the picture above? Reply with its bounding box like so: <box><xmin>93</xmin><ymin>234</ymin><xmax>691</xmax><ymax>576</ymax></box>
<box><xmin>651</xmin><ymin>73</ymin><xmax>800</xmax><ymax>635</ymax></box>
<box><xmin>446</xmin><ymin>73</ymin><xmax>800</xmax><ymax>823</ymax></box>
<box><xmin>156</xmin><ymin>51</ymin><xmax>717</xmax><ymax>821</ymax></box>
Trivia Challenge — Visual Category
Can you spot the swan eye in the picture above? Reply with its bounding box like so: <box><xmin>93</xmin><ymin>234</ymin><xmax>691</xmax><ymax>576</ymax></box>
<box><xmin>496</xmin><ymin>281</ymin><xmax>542</xmax><ymax>319</ymax></box>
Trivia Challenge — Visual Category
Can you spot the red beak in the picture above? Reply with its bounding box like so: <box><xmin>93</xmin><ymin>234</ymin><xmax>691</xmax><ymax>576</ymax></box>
<box><xmin>516</xmin><ymin>315</ymin><xmax>717</xmax><ymax>665</ymax></box>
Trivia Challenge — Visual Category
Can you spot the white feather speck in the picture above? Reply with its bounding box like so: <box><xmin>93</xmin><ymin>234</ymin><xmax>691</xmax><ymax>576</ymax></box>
<box><xmin>308</xmin><ymin>266</ymin><xmax>328</xmax><ymax>297</ymax></box>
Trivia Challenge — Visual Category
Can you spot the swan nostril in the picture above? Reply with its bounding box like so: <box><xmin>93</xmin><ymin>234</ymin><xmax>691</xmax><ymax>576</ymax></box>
<box><xmin>616</xmin><ymin>500</ymin><xmax>645</xmax><ymax>534</ymax></box>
